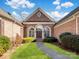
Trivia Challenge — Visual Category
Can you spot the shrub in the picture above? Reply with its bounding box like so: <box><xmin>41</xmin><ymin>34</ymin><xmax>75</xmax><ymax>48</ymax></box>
<box><xmin>32</xmin><ymin>39</ymin><xmax>36</xmax><ymax>42</ymax></box>
<box><xmin>0</xmin><ymin>35</ymin><xmax>10</xmax><ymax>51</ymax></box>
<box><xmin>60</xmin><ymin>33</ymin><xmax>79</xmax><ymax>52</ymax></box>
<box><xmin>71</xmin><ymin>35</ymin><xmax>79</xmax><ymax>52</ymax></box>
<box><xmin>43</xmin><ymin>37</ymin><xmax>58</xmax><ymax>43</ymax></box>
<box><xmin>23</xmin><ymin>37</ymin><xmax>35</xmax><ymax>43</ymax></box>
<box><xmin>0</xmin><ymin>35</ymin><xmax>10</xmax><ymax>56</ymax></box>
<box><xmin>15</xmin><ymin>34</ymin><xmax>23</xmax><ymax>46</ymax></box>
<box><xmin>0</xmin><ymin>46</ymin><xmax>5</xmax><ymax>56</ymax></box>
<box><xmin>60</xmin><ymin>35</ymin><xmax>73</xmax><ymax>48</ymax></box>
<box><xmin>59</xmin><ymin>32</ymin><xmax>72</xmax><ymax>40</ymax></box>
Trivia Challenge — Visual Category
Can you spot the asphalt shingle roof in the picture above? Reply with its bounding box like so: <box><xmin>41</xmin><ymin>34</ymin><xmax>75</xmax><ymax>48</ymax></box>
<box><xmin>0</xmin><ymin>9</ymin><xmax>22</xmax><ymax>26</ymax></box>
<box><xmin>55</xmin><ymin>7</ymin><xmax>79</xmax><ymax>26</ymax></box>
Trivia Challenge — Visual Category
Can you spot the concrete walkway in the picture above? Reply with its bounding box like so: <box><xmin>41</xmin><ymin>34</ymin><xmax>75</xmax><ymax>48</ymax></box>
<box><xmin>36</xmin><ymin>42</ymin><xmax>71</xmax><ymax>59</ymax></box>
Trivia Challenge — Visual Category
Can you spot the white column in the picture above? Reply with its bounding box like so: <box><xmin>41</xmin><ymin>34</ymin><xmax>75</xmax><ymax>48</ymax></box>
<box><xmin>34</xmin><ymin>28</ymin><xmax>36</xmax><ymax>38</ymax></box>
<box><xmin>42</xmin><ymin>28</ymin><xmax>44</xmax><ymax>39</ymax></box>
<box><xmin>27</xmin><ymin>29</ymin><xmax>29</xmax><ymax>37</ymax></box>
<box><xmin>76</xmin><ymin>16</ymin><xmax>78</xmax><ymax>34</ymax></box>
<box><xmin>50</xmin><ymin>29</ymin><xmax>51</xmax><ymax>37</ymax></box>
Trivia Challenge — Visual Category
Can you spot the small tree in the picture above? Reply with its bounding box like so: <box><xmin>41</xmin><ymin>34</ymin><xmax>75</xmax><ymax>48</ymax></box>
<box><xmin>15</xmin><ymin>33</ymin><xmax>23</xmax><ymax>46</ymax></box>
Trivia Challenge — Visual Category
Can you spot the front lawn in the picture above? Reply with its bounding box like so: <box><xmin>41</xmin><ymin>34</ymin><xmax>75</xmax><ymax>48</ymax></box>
<box><xmin>11</xmin><ymin>43</ymin><xmax>51</xmax><ymax>59</ymax></box>
<box><xmin>45</xmin><ymin>43</ymin><xmax>79</xmax><ymax>59</ymax></box>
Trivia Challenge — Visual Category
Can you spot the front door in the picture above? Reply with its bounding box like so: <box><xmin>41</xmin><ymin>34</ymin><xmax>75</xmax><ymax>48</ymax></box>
<box><xmin>36</xmin><ymin>28</ymin><xmax>42</xmax><ymax>38</ymax></box>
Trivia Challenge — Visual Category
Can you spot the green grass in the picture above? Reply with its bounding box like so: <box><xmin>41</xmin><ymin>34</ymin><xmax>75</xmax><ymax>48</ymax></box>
<box><xmin>11</xmin><ymin>43</ymin><xmax>51</xmax><ymax>59</ymax></box>
<box><xmin>45</xmin><ymin>43</ymin><xmax>79</xmax><ymax>59</ymax></box>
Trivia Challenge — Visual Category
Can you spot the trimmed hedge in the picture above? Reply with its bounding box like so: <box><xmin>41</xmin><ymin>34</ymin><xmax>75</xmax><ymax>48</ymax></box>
<box><xmin>59</xmin><ymin>32</ymin><xmax>72</xmax><ymax>40</ymax></box>
<box><xmin>60</xmin><ymin>32</ymin><xmax>79</xmax><ymax>52</ymax></box>
<box><xmin>23</xmin><ymin>37</ymin><xmax>35</xmax><ymax>43</ymax></box>
<box><xmin>0</xmin><ymin>35</ymin><xmax>10</xmax><ymax>56</ymax></box>
<box><xmin>43</xmin><ymin>37</ymin><xmax>58</xmax><ymax>43</ymax></box>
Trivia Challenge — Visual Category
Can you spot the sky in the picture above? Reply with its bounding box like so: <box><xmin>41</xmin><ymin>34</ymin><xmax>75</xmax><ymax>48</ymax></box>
<box><xmin>0</xmin><ymin>0</ymin><xmax>79</xmax><ymax>21</ymax></box>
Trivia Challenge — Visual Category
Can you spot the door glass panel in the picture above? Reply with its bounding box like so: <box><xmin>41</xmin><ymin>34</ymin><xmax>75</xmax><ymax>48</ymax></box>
<box><xmin>36</xmin><ymin>28</ymin><xmax>42</xmax><ymax>38</ymax></box>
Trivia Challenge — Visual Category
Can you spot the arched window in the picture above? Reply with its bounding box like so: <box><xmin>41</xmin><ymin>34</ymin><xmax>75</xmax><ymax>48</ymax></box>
<box><xmin>29</xmin><ymin>28</ymin><xmax>34</xmax><ymax>37</ymax></box>
<box><xmin>44</xmin><ymin>27</ymin><xmax>51</xmax><ymax>37</ymax></box>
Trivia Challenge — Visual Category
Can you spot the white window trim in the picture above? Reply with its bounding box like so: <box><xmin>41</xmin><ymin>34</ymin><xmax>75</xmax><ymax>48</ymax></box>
<box><xmin>27</xmin><ymin>25</ymin><xmax>51</xmax><ymax>39</ymax></box>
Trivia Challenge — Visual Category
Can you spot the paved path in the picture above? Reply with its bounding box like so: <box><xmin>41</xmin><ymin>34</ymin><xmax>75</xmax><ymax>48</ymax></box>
<box><xmin>36</xmin><ymin>42</ymin><xmax>71</xmax><ymax>59</ymax></box>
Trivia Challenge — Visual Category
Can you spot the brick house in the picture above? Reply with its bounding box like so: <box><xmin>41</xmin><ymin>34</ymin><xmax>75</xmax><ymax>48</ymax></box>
<box><xmin>0</xmin><ymin>7</ymin><xmax>79</xmax><ymax>41</ymax></box>
<box><xmin>0</xmin><ymin>9</ymin><xmax>23</xmax><ymax>41</ymax></box>
<box><xmin>22</xmin><ymin>8</ymin><xmax>55</xmax><ymax>41</ymax></box>
<box><xmin>54</xmin><ymin>7</ymin><xmax>79</xmax><ymax>39</ymax></box>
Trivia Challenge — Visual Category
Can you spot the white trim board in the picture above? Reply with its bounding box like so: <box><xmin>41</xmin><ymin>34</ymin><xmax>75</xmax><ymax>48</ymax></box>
<box><xmin>76</xmin><ymin>16</ymin><xmax>79</xmax><ymax>34</ymax></box>
<box><xmin>24</xmin><ymin>8</ymin><xmax>55</xmax><ymax>22</ymax></box>
<box><xmin>54</xmin><ymin>11</ymin><xmax>79</xmax><ymax>28</ymax></box>
<box><xmin>23</xmin><ymin>22</ymin><xmax>55</xmax><ymax>24</ymax></box>
<box><xmin>54</xmin><ymin>17</ymin><xmax>75</xmax><ymax>28</ymax></box>
<box><xmin>76</xmin><ymin>17</ymin><xmax>78</xmax><ymax>34</ymax></box>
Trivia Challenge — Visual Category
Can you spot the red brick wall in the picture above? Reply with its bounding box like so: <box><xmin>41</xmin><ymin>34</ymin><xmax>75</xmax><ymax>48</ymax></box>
<box><xmin>54</xmin><ymin>19</ymin><xmax>76</xmax><ymax>38</ymax></box>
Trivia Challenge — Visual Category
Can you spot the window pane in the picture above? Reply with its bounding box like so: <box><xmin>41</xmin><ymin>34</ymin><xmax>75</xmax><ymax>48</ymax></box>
<box><xmin>44</xmin><ymin>27</ymin><xmax>50</xmax><ymax>37</ymax></box>
<box><xmin>29</xmin><ymin>28</ymin><xmax>34</xmax><ymax>37</ymax></box>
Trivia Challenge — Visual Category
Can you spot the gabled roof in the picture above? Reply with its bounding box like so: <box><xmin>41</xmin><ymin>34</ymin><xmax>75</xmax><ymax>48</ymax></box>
<box><xmin>23</xmin><ymin>8</ymin><xmax>55</xmax><ymax>22</ymax></box>
<box><xmin>55</xmin><ymin>7</ymin><xmax>79</xmax><ymax>26</ymax></box>
<box><xmin>0</xmin><ymin>8</ymin><xmax>22</xmax><ymax>26</ymax></box>
<box><xmin>0</xmin><ymin>9</ymin><xmax>13</xmax><ymax>20</ymax></box>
